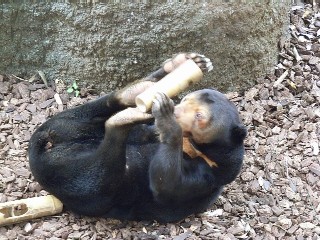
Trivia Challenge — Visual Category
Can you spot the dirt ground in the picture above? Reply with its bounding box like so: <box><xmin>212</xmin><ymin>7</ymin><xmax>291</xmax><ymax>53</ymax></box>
<box><xmin>0</xmin><ymin>4</ymin><xmax>319</xmax><ymax>240</ymax></box>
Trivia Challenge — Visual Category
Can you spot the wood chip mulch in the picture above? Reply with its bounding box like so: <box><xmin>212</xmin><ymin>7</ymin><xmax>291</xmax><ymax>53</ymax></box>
<box><xmin>0</xmin><ymin>4</ymin><xmax>319</xmax><ymax>240</ymax></box>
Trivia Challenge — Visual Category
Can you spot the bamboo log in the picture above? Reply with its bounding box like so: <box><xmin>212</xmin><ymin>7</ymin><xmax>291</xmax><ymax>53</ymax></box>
<box><xmin>0</xmin><ymin>195</ymin><xmax>63</xmax><ymax>226</ymax></box>
<box><xmin>135</xmin><ymin>59</ymin><xmax>203</xmax><ymax>112</ymax></box>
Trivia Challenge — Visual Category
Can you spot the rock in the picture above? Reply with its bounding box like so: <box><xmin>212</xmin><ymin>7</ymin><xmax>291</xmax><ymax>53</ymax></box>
<box><xmin>26</xmin><ymin>104</ymin><xmax>37</xmax><ymax>113</ymax></box>
<box><xmin>309</xmin><ymin>163</ymin><xmax>320</xmax><ymax>176</ymax></box>
<box><xmin>0</xmin><ymin>3</ymin><xmax>291</xmax><ymax>93</ymax></box>
<box><xmin>299</xmin><ymin>222</ymin><xmax>315</xmax><ymax>229</ymax></box>
<box><xmin>67</xmin><ymin>231</ymin><xmax>82</xmax><ymax>239</ymax></box>
<box><xmin>272</xmin><ymin>126</ymin><xmax>281</xmax><ymax>134</ymax></box>
<box><xmin>24</xmin><ymin>223</ymin><xmax>33</xmax><ymax>233</ymax></box>
<box><xmin>259</xmin><ymin>88</ymin><xmax>270</xmax><ymax>100</ymax></box>
<box><xmin>309</xmin><ymin>56</ymin><xmax>320</xmax><ymax>65</ymax></box>
<box><xmin>277</xmin><ymin>217</ymin><xmax>292</xmax><ymax>230</ymax></box>
<box><xmin>241</xmin><ymin>172</ymin><xmax>255</xmax><ymax>181</ymax></box>
<box><xmin>271</xmin><ymin>206</ymin><xmax>284</xmax><ymax>216</ymax></box>
<box><xmin>0</xmin><ymin>81</ymin><xmax>10</xmax><ymax>94</ymax></box>
<box><xmin>16</xmin><ymin>83</ymin><xmax>30</xmax><ymax>99</ymax></box>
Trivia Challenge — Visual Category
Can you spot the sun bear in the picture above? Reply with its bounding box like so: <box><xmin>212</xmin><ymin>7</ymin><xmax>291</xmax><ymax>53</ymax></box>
<box><xmin>28</xmin><ymin>53</ymin><xmax>247</xmax><ymax>223</ymax></box>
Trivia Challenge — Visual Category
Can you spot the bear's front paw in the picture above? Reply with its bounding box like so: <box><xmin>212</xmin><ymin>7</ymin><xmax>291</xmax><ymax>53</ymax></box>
<box><xmin>152</xmin><ymin>92</ymin><xmax>175</xmax><ymax>119</ymax></box>
<box><xmin>152</xmin><ymin>92</ymin><xmax>181</xmax><ymax>144</ymax></box>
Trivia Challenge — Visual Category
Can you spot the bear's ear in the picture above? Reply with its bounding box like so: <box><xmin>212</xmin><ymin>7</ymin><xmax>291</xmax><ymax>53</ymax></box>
<box><xmin>231</xmin><ymin>124</ymin><xmax>247</xmax><ymax>143</ymax></box>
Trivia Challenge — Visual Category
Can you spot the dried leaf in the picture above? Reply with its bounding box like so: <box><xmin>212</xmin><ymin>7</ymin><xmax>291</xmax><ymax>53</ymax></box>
<box><xmin>286</xmin><ymin>79</ymin><xmax>297</xmax><ymax>90</ymax></box>
<box><xmin>37</xmin><ymin>70</ymin><xmax>49</xmax><ymax>88</ymax></box>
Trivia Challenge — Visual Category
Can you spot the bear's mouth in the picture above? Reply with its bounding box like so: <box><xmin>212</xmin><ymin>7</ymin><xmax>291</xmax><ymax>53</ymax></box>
<box><xmin>182</xmin><ymin>131</ymin><xmax>192</xmax><ymax>138</ymax></box>
<box><xmin>173</xmin><ymin>106</ymin><xmax>181</xmax><ymax>119</ymax></box>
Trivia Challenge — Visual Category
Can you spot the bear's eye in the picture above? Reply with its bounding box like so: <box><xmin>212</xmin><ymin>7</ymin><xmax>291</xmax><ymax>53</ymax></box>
<box><xmin>195</xmin><ymin>112</ymin><xmax>204</xmax><ymax>120</ymax></box>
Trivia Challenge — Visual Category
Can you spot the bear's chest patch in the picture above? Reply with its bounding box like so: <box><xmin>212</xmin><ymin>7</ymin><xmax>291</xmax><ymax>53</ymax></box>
<box><xmin>182</xmin><ymin>138</ymin><xmax>218</xmax><ymax>168</ymax></box>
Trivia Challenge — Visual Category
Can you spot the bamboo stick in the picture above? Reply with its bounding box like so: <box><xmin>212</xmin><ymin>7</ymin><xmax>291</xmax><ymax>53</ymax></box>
<box><xmin>135</xmin><ymin>59</ymin><xmax>203</xmax><ymax>112</ymax></box>
<box><xmin>0</xmin><ymin>195</ymin><xmax>63</xmax><ymax>226</ymax></box>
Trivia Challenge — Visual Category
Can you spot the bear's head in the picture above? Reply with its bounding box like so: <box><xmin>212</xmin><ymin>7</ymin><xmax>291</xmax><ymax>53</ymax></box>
<box><xmin>174</xmin><ymin>89</ymin><xmax>247</xmax><ymax>145</ymax></box>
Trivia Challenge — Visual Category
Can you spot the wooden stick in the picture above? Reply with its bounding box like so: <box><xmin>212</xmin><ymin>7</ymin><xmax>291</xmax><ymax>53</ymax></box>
<box><xmin>273</xmin><ymin>70</ymin><xmax>288</xmax><ymax>88</ymax></box>
<box><xmin>292</xmin><ymin>46</ymin><xmax>302</xmax><ymax>62</ymax></box>
<box><xmin>0</xmin><ymin>195</ymin><xmax>63</xmax><ymax>226</ymax></box>
<box><xmin>135</xmin><ymin>59</ymin><xmax>203</xmax><ymax>112</ymax></box>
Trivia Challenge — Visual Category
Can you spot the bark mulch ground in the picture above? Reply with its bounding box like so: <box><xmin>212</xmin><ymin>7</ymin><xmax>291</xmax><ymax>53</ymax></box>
<box><xmin>0</xmin><ymin>4</ymin><xmax>319</xmax><ymax>240</ymax></box>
